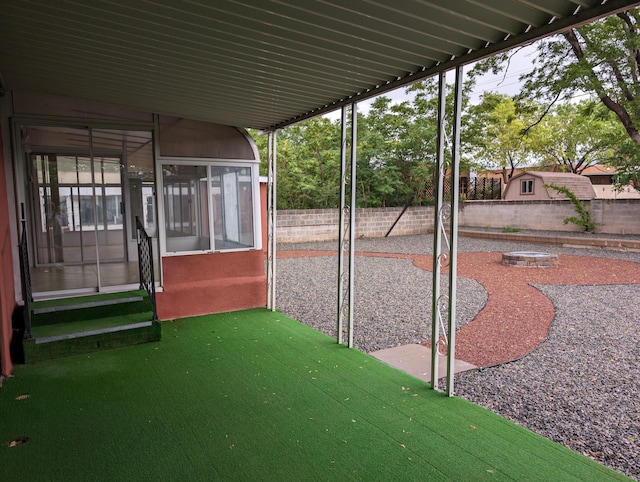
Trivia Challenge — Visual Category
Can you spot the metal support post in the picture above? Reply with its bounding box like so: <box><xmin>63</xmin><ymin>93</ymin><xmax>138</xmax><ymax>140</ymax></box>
<box><xmin>337</xmin><ymin>105</ymin><xmax>349</xmax><ymax>344</ymax></box>
<box><xmin>431</xmin><ymin>72</ymin><xmax>447</xmax><ymax>391</ymax></box>
<box><xmin>337</xmin><ymin>103</ymin><xmax>357</xmax><ymax>347</ymax></box>
<box><xmin>348</xmin><ymin>103</ymin><xmax>357</xmax><ymax>348</ymax></box>
<box><xmin>267</xmin><ymin>131</ymin><xmax>277</xmax><ymax>311</ymax></box>
<box><xmin>446</xmin><ymin>65</ymin><xmax>464</xmax><ymax>397</ymax></box>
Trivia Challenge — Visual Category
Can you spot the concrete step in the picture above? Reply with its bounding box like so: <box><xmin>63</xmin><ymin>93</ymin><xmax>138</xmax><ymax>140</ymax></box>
<box><xmin>24</xmin><ymin>318</ymin><xmax>161</xmax><ymax>363</ymax></box>
<box><xmin>31</xmin><ymin>290</ymin><xmax>152</xmax><ymax>326</ymax></box>
<box><xmin>22</xmin><ymin>290</ymin><xmax>161</xmax><ymax>363</ymax></box>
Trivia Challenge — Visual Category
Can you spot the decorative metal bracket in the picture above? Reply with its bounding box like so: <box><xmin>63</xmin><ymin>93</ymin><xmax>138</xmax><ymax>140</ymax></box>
<box><xmin>431</xmin><ymin>66</ymin><xmax>463</xmax><ymax>396</ymax></box>
<box><xmin>337</xmin><ymin>104</ymin><xmax>357</xmax><ymax>347</ymax></box>
<box><xmin>267</xmin><ymin>131</ymin><xmax>277</xmax><ymax>311</ymax></box>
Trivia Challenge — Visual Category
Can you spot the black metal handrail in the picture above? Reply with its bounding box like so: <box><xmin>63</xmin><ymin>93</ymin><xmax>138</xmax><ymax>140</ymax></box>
<box><xmin>18</xmin><ymin>211</ymin><xmax>33</xmax><ymax>340</ymax></box>
<box><xmin>136</xmin><ymin>216</ymin><xmax>158</xmax><ymax>321</ymax></box>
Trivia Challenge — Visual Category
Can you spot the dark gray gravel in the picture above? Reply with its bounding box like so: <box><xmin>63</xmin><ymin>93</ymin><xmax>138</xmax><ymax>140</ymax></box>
<box><xmin>277</xmin><ymin>255</ymin><xmax>487</xmax><ymax>352</ymax></box>
<box><xmin>455</xmin><ymin>283</ymin><xmax>640</xmax><ymax>480</ymax></box>
<box><xmin>282</xmin><ymin>231</ymin><xmax>640</xmax><ymax>261</ymax></box>
<box><xmin>276</xmin><ymin>232</ymin><xmax>640</xmax><ymax>480</ymax></box>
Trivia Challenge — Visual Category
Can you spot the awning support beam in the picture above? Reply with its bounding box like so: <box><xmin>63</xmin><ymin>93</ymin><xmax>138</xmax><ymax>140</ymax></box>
<box><xmin>267</xmin><ymin>131</ymin><xmax>277</xmax><ymax>311</ymax></box>
<box><xmin>431</xmin><ymin>72</ymin><xmax>447</xmax><ymax>392</ymax></box>
<box><xmin>430</xmin><ymin>67</ymin><xmax>463</xmax><ymax>396</ymax></box>
<box><xmin>337</xmin><ymin>103</ymin><xmax>357</xmax><ymax>347</ymax></box>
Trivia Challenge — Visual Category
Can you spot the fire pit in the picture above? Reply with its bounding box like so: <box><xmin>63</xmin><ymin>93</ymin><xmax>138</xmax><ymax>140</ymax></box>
<box><xmin>502</xmin><ymin>251</ymin><xmax>558</xmax><ymax>268</ymax></box>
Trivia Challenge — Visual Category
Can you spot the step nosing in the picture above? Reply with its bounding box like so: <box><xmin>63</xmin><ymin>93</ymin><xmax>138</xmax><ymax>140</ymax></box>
<box><xmin>33</xmin><ymin>296</ymin><xmax>145</xmax><ymax>314</ymax></box>
<box><xmin>35</xmin><ymin>321</ymin><xmax>155</xmax><ymax>344</ymax></box>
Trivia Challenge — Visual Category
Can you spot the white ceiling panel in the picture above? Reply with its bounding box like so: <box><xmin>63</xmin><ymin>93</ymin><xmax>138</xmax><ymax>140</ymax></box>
<box><xmin>1</xmin><ymin>0</ymin><xmax>638</xmax><ymax>130</ymax></box>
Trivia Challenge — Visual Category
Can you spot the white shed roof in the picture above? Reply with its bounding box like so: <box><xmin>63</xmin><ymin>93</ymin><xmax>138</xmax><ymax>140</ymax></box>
<box><xmin>1</xmin><ymin>1</ymin><xmax>638</xmax><ymax>130</ymax></box>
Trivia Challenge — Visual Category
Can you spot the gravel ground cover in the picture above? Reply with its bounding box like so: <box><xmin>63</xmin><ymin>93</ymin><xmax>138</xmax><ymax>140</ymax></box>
<box><xmin>281</xmin><ymin>232</ymin><xmax>640</xmax><ymax>260</ymax></box>
<box><xmin>277</xmin><ymin>255</ymin><xmax>487</xmax><ymax>352</ymax></box>
<box><xmin>276</xmin><ymin>233</ymin><xmax>640</xmax><ymax>480</ymax></box>
<box><xmin>455</xmin><ymin>283</ymin><xmax>640</xmax><ymax>480</ymax></box>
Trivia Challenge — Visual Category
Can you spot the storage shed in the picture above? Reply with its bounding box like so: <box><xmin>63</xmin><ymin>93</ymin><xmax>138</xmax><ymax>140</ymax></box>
<box><xmin>503</xmin><ymin>172</ymin><xmax>596</xmax><ymax>201</ymax></box>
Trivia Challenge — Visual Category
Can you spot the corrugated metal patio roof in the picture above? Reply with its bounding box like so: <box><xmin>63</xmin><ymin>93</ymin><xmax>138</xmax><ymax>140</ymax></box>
<box><xmin>1</xmin><ymin>0</ymin><xmax>639</xmax><ymax>130</ymax></box>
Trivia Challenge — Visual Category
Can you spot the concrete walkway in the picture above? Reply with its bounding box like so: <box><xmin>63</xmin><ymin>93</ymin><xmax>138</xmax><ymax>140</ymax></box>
<box><xmin>370</xmin><ymin>344</ymin><xmax>477</xmax><ymax>383</ymax></box>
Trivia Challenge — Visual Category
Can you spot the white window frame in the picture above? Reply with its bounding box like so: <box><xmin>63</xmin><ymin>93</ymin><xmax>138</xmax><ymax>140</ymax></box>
<box><xmin>521</xmin><ymin>179</ymin><xmax>534</xmax><ymax>195</ymax></box>
<box><xmin>157</xmin><ymin>157</ymin><xmax>262</xmax><ymax>256</ymax></box>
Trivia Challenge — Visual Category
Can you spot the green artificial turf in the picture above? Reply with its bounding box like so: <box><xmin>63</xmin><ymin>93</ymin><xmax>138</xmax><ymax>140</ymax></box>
<box><xmin>30</xmin><ymin>312</ymin><xmax>155</xmax><ymax>339</ymax></box>
<box><xmin>31</xmin><ymin>290</ymin><xmax>152</xmax><ymax>325</ymax></box>
<box><xmin>0</xmin><ymin>309</ymin><xmax>631</xmax><ymax>481</ymax></box>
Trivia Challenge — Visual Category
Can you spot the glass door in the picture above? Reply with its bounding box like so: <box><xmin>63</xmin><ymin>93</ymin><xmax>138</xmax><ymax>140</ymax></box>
<box><xmin>23</xmin><ymin>125</ymin><xmax>156</xmax><ymax>295</ymax></box>
<box><xmin>30</xmin><ymin>152</ymin><xmax>127</xmax><ymax>290</ymax></box>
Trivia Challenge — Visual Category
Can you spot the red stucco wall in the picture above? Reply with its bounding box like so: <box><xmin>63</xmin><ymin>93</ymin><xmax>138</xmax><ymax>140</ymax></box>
<box><xmin>0</xmin><ymin>127</ymin><xmax>17</xmax><ymax>376</ymax></box>
<box><xmin>156</xmin><ymin>250</ymin><xmax>266</xmax><ymax>320</ymax></box>
<box><xmin>156</xmin><ymin>182</ymin><xmax>268</xmax><ymax>320</ymax></box>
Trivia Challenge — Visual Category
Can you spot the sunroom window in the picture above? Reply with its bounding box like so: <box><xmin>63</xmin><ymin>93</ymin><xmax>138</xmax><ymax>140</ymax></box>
<box><xmin>161</xmin><ymin>160</ymin><xmax>259</xmax><ymax>254</ymax></box>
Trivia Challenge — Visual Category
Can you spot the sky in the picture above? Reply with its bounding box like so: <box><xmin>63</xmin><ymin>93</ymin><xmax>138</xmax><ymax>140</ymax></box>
<box><xmin>325</xmin><ymin>43</ymin><xmax>540</xmax><ymax>120</ymax></box>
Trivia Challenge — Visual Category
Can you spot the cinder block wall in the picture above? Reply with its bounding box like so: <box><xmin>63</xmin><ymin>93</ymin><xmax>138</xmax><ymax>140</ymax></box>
<box><xmin>275</xmin><ymin>199</ymin><xmax>639</xmax><ymax>243</ymax></box>
<box><xmin>595</xmin><ymin>199</ymin><xmax>640</xmax><ymax>235</ymax></box>
<box><xmin>458</xmin><ymin>199</ymin><xmax>640</xmax><ymax>235</ymax></box>
<box><xmin>277</xmin><ymin>206</ymin><xmax>435</xmax><ymax>243</ymax></box>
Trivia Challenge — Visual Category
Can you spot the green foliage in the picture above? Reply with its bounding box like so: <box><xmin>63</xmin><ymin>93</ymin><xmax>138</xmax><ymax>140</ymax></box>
<box><xmin>464</xmin><ymin>92</ymin><xmax>542</xmax><ymax>182</ymax></box>
<box><xmin>509</xmin><ymin>10</ymin><xmax>640</xmax><ymax>175</ymax></box>
<box><xmin>543</xmin><ymin>183</ymin><xmax>595</xmax><ymax>232</ymax></box>
<box><xmin>534</xmin><ymin>101</ymin><xmax>624</xmax><ymax>173</ymax></box>
<box><xmin>610</xmin><ymin>141</ymin><xmax>640</xmax><ymax>192</ymax></box>
<box><xmin>613</xmin><ymin>164</ymin><xmax>640</xmax><ymax>192</ymax></box>
<box><xmin>248</xmin><ymin>70</ymin><xmax>486</xmax><ymax>209</ymax></box>
<box><xmin>502</xmin><ymin>226</ymin><xmax>520</xmax><ymax>233</ymax></box>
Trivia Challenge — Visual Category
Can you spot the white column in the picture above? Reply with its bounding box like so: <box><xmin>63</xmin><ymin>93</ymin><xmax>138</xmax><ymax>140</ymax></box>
<box><xmin>267</xmin><ymin>131</ymin><xmax>277</xmax><ymax>311</ymax></box>
<box><xmin>446</xmin><ymin>65</ymin><xmax>464</xmax><ymax>397</ymax></box>
<box><xmin>336</xmin><ymin>103</ymin><xmax>357</xmax><ymax>347</ymax></box>
<box><xmin>431</xmin><ymin>72</ymin><xmax>447</xmax><ymax>391</ymax></box>
<box><xmin>337</xmin><ymin>105</ymin><xmax>349</xmax><ymax>344</ymax></box>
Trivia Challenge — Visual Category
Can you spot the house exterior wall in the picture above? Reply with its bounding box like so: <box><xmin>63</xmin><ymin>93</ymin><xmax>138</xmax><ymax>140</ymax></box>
<box><xmin>592</xmin><ymin>184</ymin><xmax>640</xmax><ymax>199</ymax></box>
<box><xmin>156</xmin><ymin>182</ymin><xmax>269</xmax><ymax>320</ymax></box>
<box><xmin>158</xmin><ymin>116</ymin><xmax>257</xmax><ymax>159</ymax></box>
<box><xmin>276</xmin><ymin>206</ymin><xmax>435</xmax><ymax>243</ymax></box>
<box><xmin>0</xmin><ymin>125</ymin><xmax>16</xmax><ymax>376</ymax></box>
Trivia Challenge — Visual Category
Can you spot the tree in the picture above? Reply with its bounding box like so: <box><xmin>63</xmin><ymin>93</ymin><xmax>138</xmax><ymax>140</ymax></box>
<box><xmin>250</xmin><ymin>118</ymin><xmax>342</xmax><ymax>209</ymax></box>
<box><xmin>502</xmin><ymin>9</ymin><xmax>640</xmax><ymax>188</ymax></box>
<box><xmin>533</xmin><ymin>101</ymin><xmax>624</xmax><ymax>173</ymax></box>
<box><xmin>355</xmin><ymin>103</ymin><xmax>407</xmax><ymax>207</ymax></box>
<box><xmin>361</xmin><ymin>93</ymin><xmax>438</xmax><ymax>206</ymax></box>
<box><xmin>249</xmin><ymin>61</ymin><xmax>495</xmax><ymax>208</ymax></box>
<box><xmin>464</xmin><ymin>92</ymin><xmax>541</xmax><ymax>183</ymax></box>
